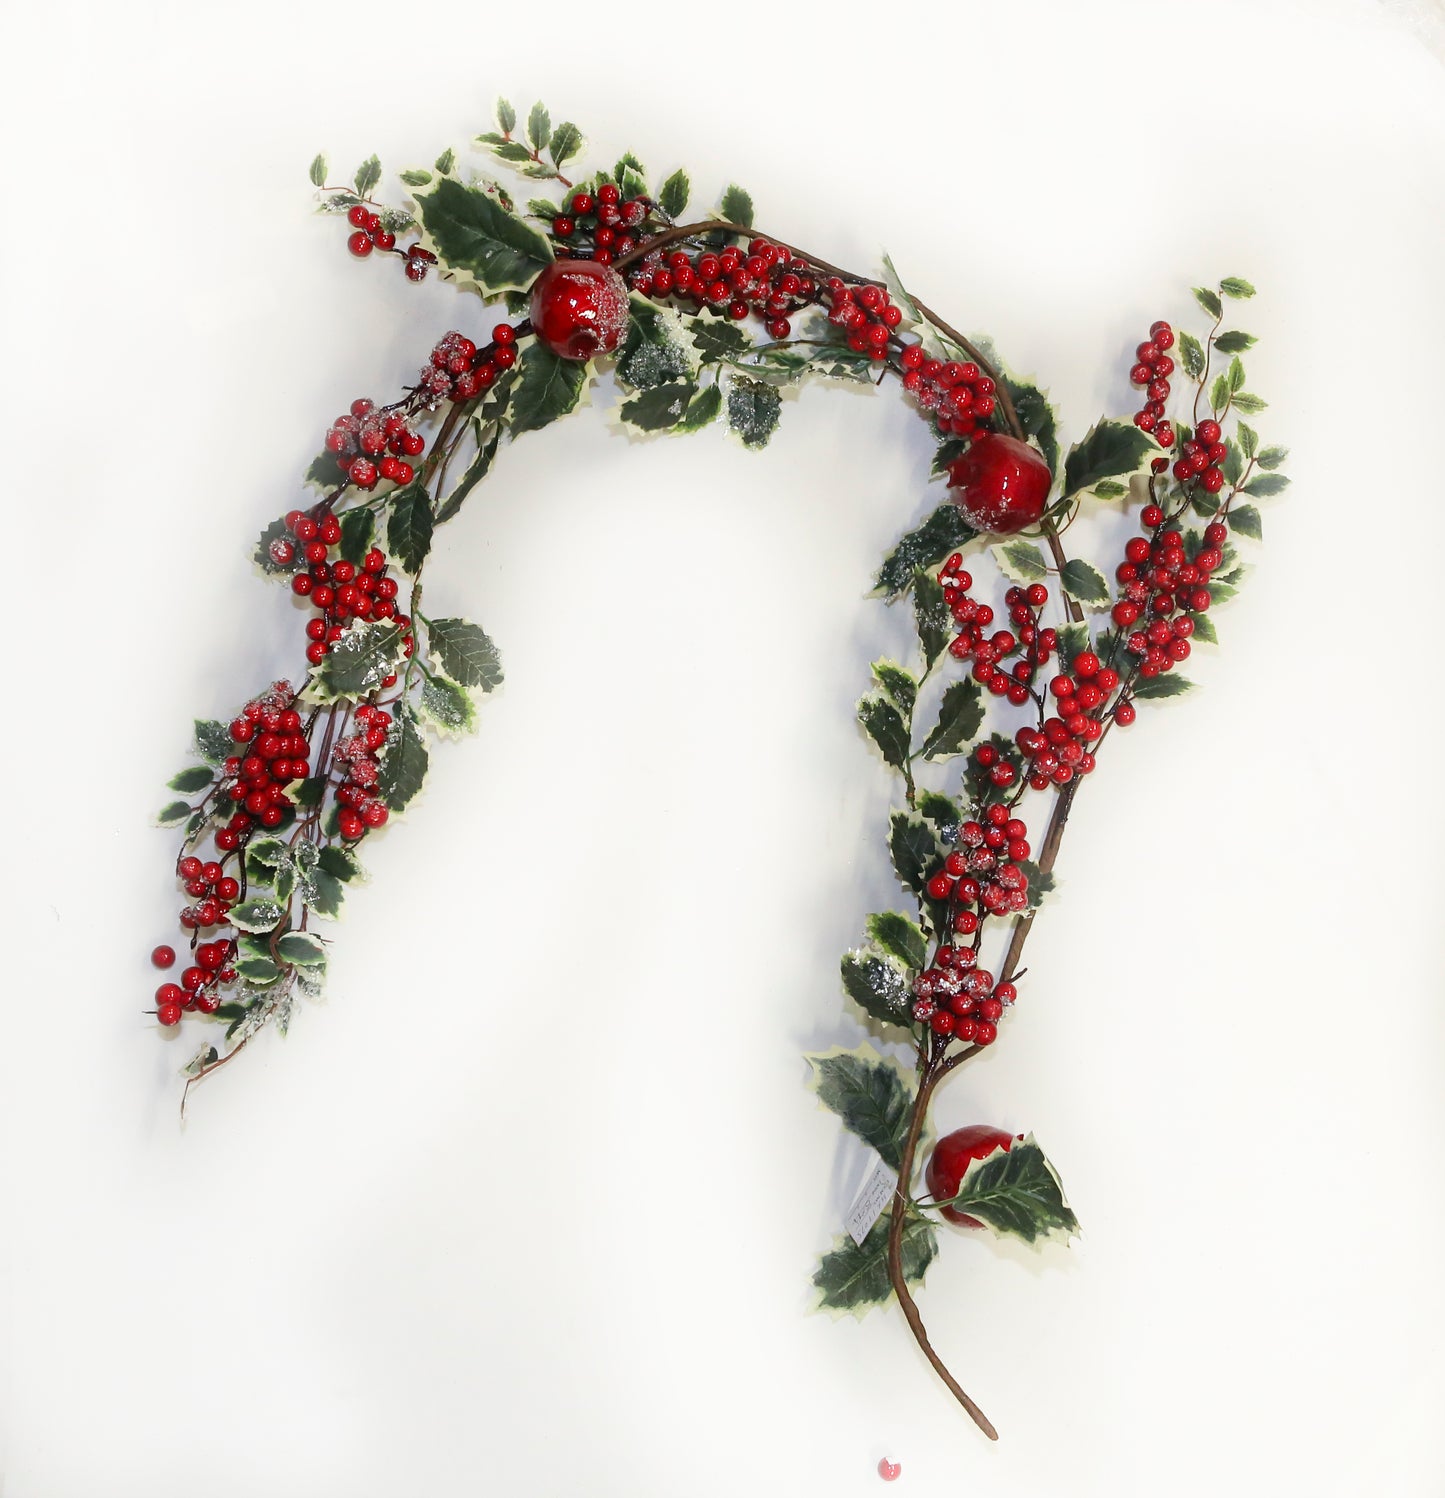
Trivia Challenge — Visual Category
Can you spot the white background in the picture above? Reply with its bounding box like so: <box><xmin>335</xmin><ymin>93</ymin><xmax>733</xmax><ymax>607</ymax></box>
<box><xmin>3</xmin><ymin>1</ymin><xmax>1444</xmax><ymax>1493</ymax></box>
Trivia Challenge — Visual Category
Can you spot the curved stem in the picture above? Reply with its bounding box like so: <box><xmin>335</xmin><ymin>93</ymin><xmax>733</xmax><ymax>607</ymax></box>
<box><xmin>887</xmin><ymin>1048</ymin><xmax>998</xmax><ymax>1441</ymax></box>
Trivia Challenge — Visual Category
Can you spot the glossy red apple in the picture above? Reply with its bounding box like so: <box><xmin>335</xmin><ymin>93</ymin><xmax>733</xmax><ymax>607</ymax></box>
<box><xmin>945</xmin><ymin>433</ymin><xmax>1051</xmax><ymax>535</ymax></box>
<box><xmin>925</xmin><ymin>1124</ymin><xmax>1016</xmax><ymax>1227</ymax></box>
<box><xmin>528</xmin><ymin>258</ymin><xmax>631</xmax><ymax>361</ymax></box>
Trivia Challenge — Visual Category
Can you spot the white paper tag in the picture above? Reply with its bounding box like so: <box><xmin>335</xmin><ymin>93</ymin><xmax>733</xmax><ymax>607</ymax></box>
<box><xmin>844</xmin><ymin>1156</ymin><xmax>899</xmax><ymax>1246</ymax></box>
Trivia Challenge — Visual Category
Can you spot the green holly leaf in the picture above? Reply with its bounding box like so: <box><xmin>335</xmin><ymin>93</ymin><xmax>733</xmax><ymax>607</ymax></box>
<box><xmin>157</xmin><ymin>800</ymin><xmax>191</xmax><ymax>827</ymax></box>
<box><xmin>1229</xmin><ymin>503</ymin><xmax>1263</xmax><ymax>539</ymax></box>
<box><xmin>688</xmin><ymin>320</ymin><xmax>751</xmax><ymax>363</ymax></box>
<box><xmin>1220</xmin><ymin>276</ymin><xmax>1256</xmax><ymax>299</ymax></box>
<box><xmin>298</xmin><ymin>864</ymin><xmax>345</xmax><ymax>919</ymax></box>
<box><xmin>865</xmin><ymin>913</ymin><xmax>928</xmax><ymax>975</ymax></box>
<box><xmin>678</xmin><ymin>384</ymin><xmax>723</xmax><ymax>431</ymax></box>
<box><xmin>1063</xmin><ymin>419</ymin><xmax>1154</xmax><ymax>497</ymax></box>
<box><xmin>934</xmin><ymin>1134</ymin><xmax>1078</xmax><ymax>1245</ymax></box>
<box><xmin>917</xmin><ymin>791</ymin><xmax>964</xmax><ymax>845</ymax></box>
<box><xmin>308</xmin><ymin>154</ymin><xmax>327</xmax><ymax>187</ymax></box>
<box><xmin>617</xmin><ymin>297</ymin><xmax>698</xmax><ymax>391</ymax></box>
<box><xmin>1256</xmin><ymin>444</ymin><xmax>1288</xmax><ymax>471</ymax></box>
<box><xmin>336</xmin><ymin>507</ymin><xmax>374</xmax><ymax>566</ymax></box>
<box><xmin>725</xmin><ymin>376</ymin><xmax>780</xmax><ymax>449</ymax></box>
<box><xmin>1130</xmin><ymin>673</ymin><xmax>1193</xmax><ymax>699</ymax></box>
<box><xmin>1223</xmin><ymin>444</ymin><xmax>1245</xmax><ymax>487</ymax></box>
<box><xmin>1236</xmin><ymin>422</ymin><xmax>1259</xmax><ymax>460</ymax></box>
<box><xmin>168</xmin><ymin>765</ymin><xmax>213</xmax><ymax>794</ymax></box>
<box><xmin>400</xmin><ymin>169</ymin><xmax>433</xmax><ymax>188</ymax></box>
<box><xmin>813</xmin><ymin>1215</ymin><xmax>937</xmax><ymax>1316</ymax></box>
<box><xmin>234</xmin><ymin>955</ymin><xmax>281</xmax><ymax>987</ymax></box>
<box><xmin>871</xmin><ymin>661</ymin><xmax>917</xmax><ymax>717</ymax></box>
<box><xmin>1055</xmin><ymin>622</ymin><xmax>1090</xmax><ymax>666</ymax></box>
<box><xmin>994</xmin><ymin>540</ymin><xmax>1048</xmax><ymax>582</ymax></box>
<box><xmin>840</xmin><ymin>951</ymin><xmax>912</xmax><ymax>1028</ymax></box>
<box><xmin>719</xmin><ymin>183</ymin><xmax>754</xmax><ymax>228</ymax></box>
<box><xmin>276</xmin><ymin>932</ymin><xmax>327</xmax><ymax>968</ymax></box>
<box><xmin>435</xmin><ymin>423</ymin><xmax>502</xmax><ymax>525</ymax></box>
<box><xmin>1006</xmin><ymin>379</ymin><xmax>1060</xmax><ymax>479</ymax></box>
<box><xmin>509</xmin><ymin>342</ymin><xmax>590</xmax><ymax>435</ymax></box>
<box><xmin>1177</xmin><ymin>330</ymin><xmax>1206</xmax><ymax>380</ymax></box>
<box><xmin>658</xmin><ymin>168</ymin><xmax>690</xmax><ymax>219</ymax></box>
<box><xmin>194</xmin><ymin>720</ymin><xmax>234</xmax><ymax>765</ymax></box>
<box><xmin>874</xmin><ymin>505</ymin><xmax>976</xmax><ymax>598</ymax></box>
<box><xmin>414</xmin><ymin>178</ymin><xmax>554</xmax><ymax>292</ymax></box>
<box><xmin>434</xmin><ymin>148</ymin><xmax>456</xmax><ymax>175</ymax></box>
<box><xmin>245</xmin><ymin>837</ymin><xmax>290</xmax><ymax>886</ymax></box>
<box><xmin>857</xmin><ymin>697</ymin><xmax>910</xmax><ymax>774</ymax></box>
<box><xmin>419</xmin><ymin>673</ymin><xmax>477</xmax><ymax>736</ymax></box>
<box><xmin>549</xmin><ymin>121</ymin><xmax>583</xmax><ymax>168</ymax></box>
<box><xmin>1227</xmin><ymin>355</ymin><xmax>1246</xmax><ymax>393</ymax></box>
<box><xmin>427</xmin><ymin>617</ymin><xmax>503</xmax><ymax>690</ymax></box>
<box><xmin>291</xmin><ymin>776</ymin><xmax>326</xmax><ymax>809</ymax></box>
<box><xmin>1191</xmin><ymin>613</ymin><xmax>1219</xmax><ymax>644</ymax></box>
<box><xmin>912</xmin><ymin>572</ymin><xmax>951</xmax><ymax>668</ymax></box>
<box><xmin>353</xmin><ymin>155</ymin><xmax>381</xmax><ymax>197</ymax></box>
<box><xmin>526</xmin><ymin>102</ymin><xmax>551</xmax><ymax>152</ymax></box>
<box><xmin>230</xmin><ymin>898</ymin><xmax>285</xmax><ymax>934</ymax></box>
<box><xmin>807</xmin><ymin>1046</ymin><xmax>916</xmax><ymax>1169</ymax></box>
<box><xmin>1193</xmin><ymin>286</ymin><xmax>1223</xmax><ymax>319</ymax></box>
<box><xmin>1060</xmin><ymin>559</ymin><xmax>1110</xmax><ymax>609</ymax></box>
<box><xmin>889</xmin><ymin>812</ymin><xmax>937</xmax><ymax>899</ymax></box>
<box><xmin>1242</xmin><ymin>473</ymin><xmax>1289</xmax><ymax>498</ymax></box>
<box><xmin>1213</xmin><ymin>330</ymin><xmax>1256</xmax><ymax>354</ymax></box>
<box><xmin>920</xmin><ymin>680</ymin><xmax>985</xmax><ymax>761</ymax></box>
<box><xmin>386</xmin><ymin>482</ymin><xmax>433</xmax><ymax>576</ymax></box>
<box><xmin>319</xmin><ymin>844</ymin><xmax>363</xmax><ymax>883</ymax></box>
<box><xmin>378</xmin><ymin>705</ymin><xmax>428</xmax><ymax>812</ymax></box>
<box><xmin>496</xmin><ymin>98</ymin><xmax>517</xmax><ymax>135</ymax></box>
<box><xmin>1209</xmin><ymin>372</ymin><xmax>1230</xmax><ymax>412</ymax></box>
<box><xmin>304</xmin><ymin>452</ymin><xmax>342</xmax><ymax>492</ymax></box>
<box><xmin>1230</xmin><ymin>391</ymin><xmax>1268</xmax><ymax>414</ymax></box>
<box><xmin>620</xmin><ymin>380</ymin><xmax>698</xmax><ymax>432</ymax></box>
<box><xmin>307</xmin><ymin>620</ymin><xmax>404</xmax><ymax>703</ymax></box>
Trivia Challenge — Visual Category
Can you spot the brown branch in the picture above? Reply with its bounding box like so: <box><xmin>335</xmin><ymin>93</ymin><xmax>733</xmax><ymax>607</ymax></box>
<box><xmin>999</xmin><ymin>778</ymin><xmax>1079</xmax><ymax>986</ymax></box>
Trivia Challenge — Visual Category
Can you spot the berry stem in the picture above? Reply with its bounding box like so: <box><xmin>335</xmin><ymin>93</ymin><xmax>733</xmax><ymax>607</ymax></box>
<box><xmin>886</xmin><ymin>1043</ymin><xmax>998</xmax><ymax>1440</ymax></box>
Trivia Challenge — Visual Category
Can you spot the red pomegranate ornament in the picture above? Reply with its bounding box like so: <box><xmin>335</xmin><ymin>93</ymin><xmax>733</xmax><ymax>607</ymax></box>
<box><xmin>528</xmin><ymin>258</ymin><xmax>631</xmax><ymax>361</ymax></box>
<box><xmin>925</xmin><ymin>1124</ymin><xmax>1017</xmax><ymax>1227</ymax></box>
<box><xmin>945</xmin><ymin>433</ymin><xmax>1052</xmax><ymax>535</ymax></box>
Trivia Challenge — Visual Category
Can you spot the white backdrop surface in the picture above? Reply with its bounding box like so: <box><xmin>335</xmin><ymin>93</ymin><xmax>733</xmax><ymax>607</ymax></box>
<box><xmin>2</xmin><ymin>1</ymin><xmax>1444</xmax><ymax>1494</ymax></box>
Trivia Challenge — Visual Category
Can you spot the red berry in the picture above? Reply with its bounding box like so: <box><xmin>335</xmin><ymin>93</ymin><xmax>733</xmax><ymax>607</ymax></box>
<box><xmin>347</xmin><ymin>231</ymin><xmax>373</xmax><ymax>257</ymax></box>
<box><xmin>151</xmin><ymin>945</ymin><xmax>176</xmax><ymax>969</ymax></box>
<box><xmin>528</xmin><ymin>260</ymin><xmax>631</xmax><ymax>361</ymax></box>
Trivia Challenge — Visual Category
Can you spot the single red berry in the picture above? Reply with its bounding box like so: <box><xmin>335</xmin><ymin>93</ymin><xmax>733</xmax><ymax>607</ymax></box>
<box><xmin>151</xmin><ymin>945</ymin><xmax>176</xmax><ymax>969</ymax></box>
<box><xmin>347</xmin><ymin>231</ymin><xmax>373</xmax><ymax>257</ymax></box>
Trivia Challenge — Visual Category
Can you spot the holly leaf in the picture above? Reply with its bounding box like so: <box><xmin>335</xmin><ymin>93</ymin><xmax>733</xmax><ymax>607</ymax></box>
<box><xmin>865</xmin><ymin>913</ymin><xmax>928</xmax><ymax>974</ymax></box>
<box><xmin>307</xmin><ymin>619</ymin><xmax>404</xmax><ymax>703</ymax></box>
<box><xmin>386</xmin><ymin>482</ymin><xmax>433</xmax><ymax>576</ymax></box>
<box><xmin>168</xmin><ymin>766</ymin><xmax>213</xmax><ymax>794</ymax></box>
<box><xmin>688</xmin><ymin>320</ymin><xmax>750</xmax><ymax>364</ymax></box>
<box><xmin>871</xmin><ymin>661</ymin><xmax>917</xmax><ymax>717</ymax></box>
<box><xmin>1193</xmin><ymin>286</ymin><xmax>1223</xmax><ymax>319</ymax></box>
<box><xmin>1060</xmin><ymin>559</ymin><xmax>1110</xmax><ymax>609</ymax></box>
<box><xmin>1209</xmin><ymin>372</ymin><xmax>1230</xmax><ymax>412</ymax></box>
<box><xmin>377</xmin><ymin>705</ymin><xmax>428</xmax><ymax>812</ymax></box>
<box><xmin>319</xmin><ymin>845</ymin><xmax>363</xmax><ymax>883</ymax></box>
<box><xmin>1229</xmin><ymin>503</ymin><xmax>1263</xmax><ymax>539</ymax></box>
<box><xmin>298</xmin><ymin>865</ymin><xmax>344</xmax><ymax>920</ymax></box>
<box><xmin>353</xmin><ymin>155</ymin><xmax>381</xmax><ymax>197</ymax></box>
<box><xmin>994</xmin><ymin>539</ymin><xmax>1047</xmax><ymax>582</ymax></box>
<box><xmin>1213</xmin><ymin>330</ymin><xmax>1256</xmax><ymax>354</ymax></box>
<box><xmin>229</xmin><ymin>898</ymin><xmax>285</xmax><ymax>934</ymax></box>
<box><xmin>435</xmin><ymin>423</ymin><xmax>502</xmax><ymax>524</ymax></box>
<box><xmin>1191</xmin><ymin>613</ymin><xmax>1219</xmax><ymax>645</ymax></box>
<box><xmin>1243</xmin><ymin>473</ymin><xmax>1289</xmax><ymax>498</ymax></box>
<box><xmin>935</xmin><ymin>1134</ymin><xmax>1079</xmax><ymax>1246</ymax></box>
<box><xmin>889</xmin><ymin>812</ymin><xmax>937</xmax><ymax>899</ymax></box>
<box><xmin>308</xmin><ymin>154</ymin><xmax>327</xmax><ymax>187</ymax></box>
<box><xmin>1256</xmin><ymin>444</ymin><xmax>1289</xmax><ymax>471</ymax></box>
<box><xmin>427</xmin><ymin>617</ymin><xmax>503</xmax><ymax>690</ymax></box>
<box><xmin>495</xmin><ymin>98</ymin><xmax>517</xmax><ymax>135</ymax></box>
<box><xmin>678</xmin><ymin>384</ymin><xmax>722</xmax><ymax>431</ymax></box>
<box><xmin>1063</xmin><ymin>420</ymin><xmax>1153</xmax><ymax>497</ymax></box>
<box><xmin>276</xmin><ymin>932</ymin><xmax>327</xmax><ymax>968</ymax></box>
<box><xmin>620</xmin><ymin>380</ymin><xmax>698</xmax><ymax>433</ymax></box>
<box><xmin>807</xmin><ymin>1046</ymin><xmax>916</xmax><ymax>1169</ymax></box>
<box><xmin>414</xmin><ymin>178</ymin><xmax>554</xmax><ymax>292</ymax></box>
<box><xmin>874</xmin><ymin>505</ymin><xmax>976</xmax><ymax>598</ymax></box>
<box><xmin>419</xmin><ymin>673</ymin><xmax>477</xmax><ymax>736</ymax></box>
<box><xmin>658</xmin><ymin>168</ymin><xmax>690</xmax><ymax>219</ymax></box>
<box><xmin>399</xmin><ymin>169</ymin><xmax>433</xmax><ymax>188</ymax></box>
<box><xmin>1006</xmin><ymin>379</ymin><xmax>1060</xmax><ymax>479</ymax></box>
<box><xmin>193</xmin><ymin>720</ymin><xmax>234</xmax><ymax>765</ymax></box>
<box><xmin>920</xmin><ymin>680</ymin><xmax>985</xmax><ymax>761</ymax></box>
<box><xmin>509</xmin><ymin>342</ymin><xmax>590</xmax><ymax>436</ymax></box>
<box><xmin>725</xmin><ymin>376</ymin><xmax>780</xmax><ymax>448</ymax></box>
<box><xmin>617</xmin><ymin>296</ymin><xmax>698</xmax><ymax>390</ymax></box>
<box><xmin>719</xmin><ymin>183</ymin><xmax>754</xmax><ymax>228</ymax></box>
<box><xmin>1177</xmin><ymin>330</ymin><xmax>1206</xmax><ymax>380</ymax></box>
<box><xmin>1130</xmin><ymin>673</ymin><xmax>1193</xmax><ymax>699</ymax></box>
<box><xmin>840</xmin><ymin>951</ymin><xmax>912</xmax><ymax>1028</ymax></box>
<box><xmin>812</xmin><ymin>1215</ymin><xmax>937</xmax><ymax>1316</ymax></box>
<box><xmin>525</xmin><ymin>102</ymin><xmax>551</xmax><ymax>153</ymax></box>
<box><xmin>857</xmin><ymin>697</ymin><xmax>910</xmax><ymax>774</ymax></box>
<box><xmin>549</xmin><ymin>121</ymin><xmax>583</xmax><ymax>168</ymax></box>
<box><xmin>1055</xmin><ymin>621</ymin><xmax>1090</xmax><ymax>666</ymax></box>
<box><xmin>157</xmin><ymin>800</ymin><xmax>191</xmax><ymax>827</ymax></box>
<box><xmin>1220</xmin><ymin>276</ymin><xmax>1256</xmax><ymax>299</ymax></box>
<box><xmin>434</xmin><ymin>148</ymin><xmax>456</xmax><ymax>176</ymax></box>
<box><xmin>338</xmin><ymin>507</ymin><xmax>375</xmax><ymax>566</ymax></box>
<box><xmin>1230</xmin><ymin>391</ymin><xmax>1268</xmax><ymax>414</ymax></box>
<box><xmin>912</xmin><ymin>571</ymin><xmax>951</xmax><ymax>668</ymax></box>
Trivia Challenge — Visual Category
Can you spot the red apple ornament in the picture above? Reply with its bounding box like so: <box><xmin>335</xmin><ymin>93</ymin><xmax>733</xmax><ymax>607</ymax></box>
<box><xmin>925</xmin><ymin>1125</ymin><xmax>1017</xmax><ymax>1227</ymax></box>
<box><xmin>528</xmin><ymin>258</ymin><xmax>631</xmax><ymax>361</ymax></box>
<box><xmin>945</xmin><ymin>433</ymin><xmax>1051</xmax><ymax>535</ymax></box>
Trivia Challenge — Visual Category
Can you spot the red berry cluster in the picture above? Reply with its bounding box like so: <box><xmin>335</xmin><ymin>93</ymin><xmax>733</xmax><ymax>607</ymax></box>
<box><xmin>1171</xmin><ymin>417</ymin><xmax>1228</xmax><ymax>495</ymax></box>
<box><xmin>925</xmin><ymin>805</ymin><xmax>1033</xmax><ymax>933</ymax></box>
<box><xmin>1109</xmin><ymin>513</ymin><xmax>1224</xmax><ymax>684</ymax></box>
<box><xmin>900</xmin><ymin>351</ymin><xmax>999</xmax><ymax>438</ymax></box>
<box><xmin>1129</xmin><ymin>320</ymin><xmax>1177</xmax><ymax>448</ymax></box>
<box><xmin>345</xmin><ymin>203</ymin><xmax>398</xmax><ymax>256</ymax></box>
<box><xmin>417</xmin><ymin>325</ymin><xmax>518</xmax><ymax>406</ymax></box>
<box><xmin>322</xmin><ymin>398</ymin><xmax>425</xmax><ymax>490</ymax></box>
<box><xmin>939</xmin><ymin>553</ymin><xmax>1058</xmax><ymax>707</ymax></box>
<box><xmin>174</xmin><ymin>854</ymin><xmax>242</xmax><ymax>933</ymax></box>
<box><xmin>555</xmin><ymin>184</ymin><xmax>652</xmax><ymax>266</ymax></box>
<box><xmin>224</xmin><ymin>683</ymin><xmax>310</xmax><ymax>830</ymax></box>
<box><xmin>630</xmin><ymin>235</ymin><xmax>819</xmax><ymax>338</ymax></box>
<box><xmin>153</xmin><ymin>918</ymin><xmax>238</xmax><ymax>1026</ymax></box>
<box><xmin>332</xmin><ymin>706</ymin><xmax>393</xmax><ymax>842</ymax></box>
<box><xmin>821</xmin><ymin>277</ymin><xmax>901</xmax><ymax>364</ymax></box>
<box><xmin>910</xmin><ymin>945</ymin><xmax>1019</xmax><ymax>1047</ymax></box>
<box><xmin>284</xmin><ymin>516</ymin><xmax>412</xmax><ymax>670</ymax></box>
<box><xmin>1014</xmin><ymin>653</ymin><xmax>1116</xmax><ymax>787</ymax></box>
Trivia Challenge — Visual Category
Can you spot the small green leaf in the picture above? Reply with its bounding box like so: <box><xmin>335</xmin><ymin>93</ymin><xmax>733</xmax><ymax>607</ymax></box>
<box><xmin>857</xmin><ymin>697</ymin><xmax>911</xmax><ymax>774</ymax></box>
<box><xmin>292</xmin><ymin>776</ymin><xmax>326</xmax><ymax>808</ymax></box>
<box><xmin>865</xmin><ymin>914</ymin><xmax>928</xmax><ymax>975</ymax></box>
<box><xmin>921</xmin><ymin>680</ymin><xmax>985</xmax><ymax>761</ymax></box>
<box><xmin>307</xmin><ymin>619</ymin><xmax>404</xmax><ymax>703</ymax></box>
<box><xmin>230</xmin><ymin>898</ymin><xmax>285</xmax><ymax>934</ymax></box>
<box><xmin>193</xmin><ymin>720</ymin><xmax>233</xmax><ymax>765</ymax></box>
<box><xmin>1223</xmin><ymin>444</ymin><xmax>1244</xmax><ymax>486</ymax></box>
<box><xmin>304</xmin><ymin>452</ymin><xmax>341</xmax><ymax>491</ymax></box>
<box><xmin>840</xmin><ymin>951</ymin><xmax>912</xmax><ymax>1028</ymax></box>
<box><xmin>1060</xmin><ymin>558</ymin><xmax>1110</xmax><ymax>609</ymax></box>
<box><xmin>276</xmin><ymin>932</ymin><xmax>327</xmax><ymax>968</ymax></box>
<box><xmin>1220</xmin><ymin>277</ymin><xmax>1256</xmax><ymax>299</ymax></box>
<box><xmin>526</xmin><ymin>102</ymin><xmax>551</xmax><ymax>152</ymax></box>
<box><xmin>871</xmin><ymin>661</ymin><xmax>917</xmax><ymax>717</ymax></box>
<box><xmin>386</xmin><ymin>482</ymin><xmax>433</xmax><ymax>575</ymax></box>
<box><xmin>495</xmin><ymin>98</ymin><xmax>516</xmax><ymax>134</ymax></box>
<box><xmin>1191</xmin><ymin>613</ymin><xmax>1219</xmax><ymax>644</ymax></box>
<box><xmin>414</xmin><ymin>178</ymin><xmax>554</xmax><ymax>293</ymax></box>
<box><xmin>1091</xmin><ymin>479</ymin><xmax>1128</xmax><ymax>500</ymax></box>
<box><xmin>1178</xmin><ymin>330</ymin><xmax>1206</xmax><ymax>380</ymax></box>
<box><xmin>337</xmin><ymin>507</ymin><xmax>375</xmax><ymax>566</ymax></box>
<box><xmin>889</xmin><ymin>812</ymin><xmax>937</xmax><ymax>899</ymax></box>
<box><xmin>1193</xmin><ymin>286</ymin><xmax>1223</xmax><ymax>319</ymax></box>
<box><xmin>719</xmin><ymin>184</ymin><xmax>754</xmax><ymax>228</ymax></box>
<box><xmin>724</xmin><ymin>376</ymin><xmax>780</xmax><ymax>449</ymax></box>
<box><xmin>679</xmin><ymin>383</ymin><xmax>722</xmax><ymax>431</ymax></box>
<box><xmin>509</xmin><ymin>342</ymin><xmax>590</xmax><ymax>436</ymax></box>
<box><xmin>309</xmin><ymin>154</ymin><xmax>328</xmax><ymax>188</ymax></box>
<box><xmin>813</xmin><ymin>1215</ymin><xmax>937</xmax><ymax>1315</ymax></box>
<box><xmin>353</xmin><ymin>155</ymin><xmax>381</xmax><ymax>198</ymax></box>
<box><xmin>1230</xmin><ymin>391</ymin><xmax>1268</xmax><ymax>414</ymax></box>
<box><xmin>234</xmin><ymin>956</ymin><xmax>281</xmax><ymax>986</ymax></box>
<box><xmin>1063</xmin><ymin>419</ymin><xmax>1154</xmax><ymax>497</ymax></box>
<box><xmin>658</xmin><ymin>168</ymin><xmax>690</xmax><ymax>219</ymax></box>
<box><xmin>1227</xmin><ymin>355</ymin><xmax>1245</xmax><ymax>393</ymax></box>
<box><xmin>434</xmin><ymin>148</ymin><xmax>455</xmax><ymax>175</ymax></box>
<box><xmin>1229</xmin><ymin>503</ymin><xmax>1263</xmax><ymax>539</ymax></box>
<box><xmin>1256</xmin><ymin>445</ymin><xmax>1289</xmax><ymax>471</ymax></box>
<box><xmin>1209</xmin><ymin>372</ymin><xmax>1230</xmax><ymax>412</ymax></box>
<box><xmin>419</xmin><ymin>673</ymin><xmax>477</xmax><ymax>736</ymax></box>
<box><xmin>399</xmin><ymin>168</ymin><xmax>433</xmax><ymax>188</ymax></box>
<box><xmin>994</xmin><ymin>540</ymin><xmax>1048</xmax><ymax>582</ymax></box>
<box><xmin>1243</xmin><ymin>473</ymin><xmax>1289</xmax><ymax>498</ymax></box>
<box><xmin>548</xmin><ymin>121</ymin><xmax>583</xmax><ymax>167</ymax></box>
<box><xmin>299</xmin><ymin>866</ymin><xmax>344</xmax><ymax>919</ymax></box>
<box><xmin>157</xmin><ymin>800</ymin><xmax>191</xmax><ymax>827</ymax></box>
<box><xmin>874</xmin><ymin>505</ymin><xmax>977</xmax><ymax>598</ymax></box>
<box><xmin>917</xmin><ymin>791</ymin><xmax>963</xmax><ymax>845</ymax></box>
<box><xmin>1130</xmin><ymin>673</ymin><xmax>1194</xmax><ymax>699</ymax></box>
<box><xmin>168</xmin><ymin>766</ymin><xmax>212</xmax><ymax>794</ymax></box>
<box><xmin>807</xmin><ymin>1047</ymin><xmax>916</xmax><ymax>1168</ymax></box>
<box><xmin>620</xmin><ymin>380</ymin><xmax>698</xmax><ymax>432</ymax></box>
<box><xmin>378</xmin><ymin>706</ymin><xmax>428</xmax><ymax>812</ymax></box>
<box><xmin>912</xmin><ymin>572</ymin><xmax>951</xmax><ymax>668</ymax></box>
<box><xmin>1213</xmin><ymin>330</ymin><xmax>1256</xmax><ymax>354</ymax></box>
<box><xmin>1236</xmin><ymin>422</ymin><xmax>1258</xmax><ymax>460</ymax></box>
<box><xmin>1055</xmin><ymin>622</ymin><xmax>1090</xmax><ymax>666</ymax></box>
<box><xmin>428</xmin><ymin>617</ymin><xmax>503</xmax><ymax>690</ymax></box>
<box><xmin>935</xmin><ymin>1135</ymin><xmax>1079</xmax><ymax>1245</ymax></box>
<box><xmin>688</xmin><ymin>320</ymin><xmax>751</xmax><ymax>363</ymax></box>
<box><xmin>318</xmin><ymin>845</ymin><xmax>363</xmax><ymax>882</ymax></box>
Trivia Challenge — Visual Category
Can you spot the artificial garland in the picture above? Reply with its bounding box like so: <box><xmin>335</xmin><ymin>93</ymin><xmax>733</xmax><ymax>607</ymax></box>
<box><xmin>146</xmin><ymin>99</ymin><xmax>1288</xmax><ymax>1440</ymax></box>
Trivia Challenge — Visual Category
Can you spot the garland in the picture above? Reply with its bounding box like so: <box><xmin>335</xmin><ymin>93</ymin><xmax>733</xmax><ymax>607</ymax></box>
<box><xmin>145</xmin><ymin>98</ymin><xmax>1289</xmax><ymax>1440</ymax></box>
